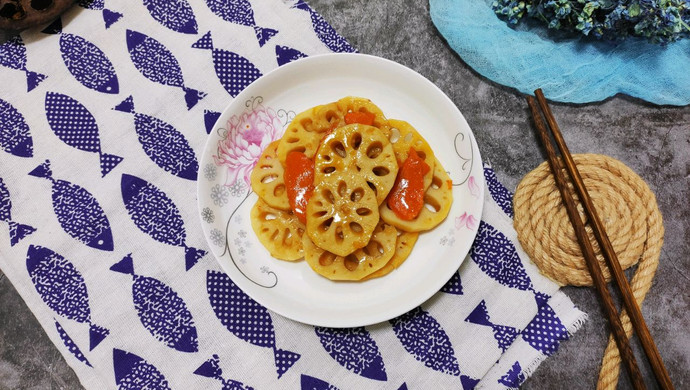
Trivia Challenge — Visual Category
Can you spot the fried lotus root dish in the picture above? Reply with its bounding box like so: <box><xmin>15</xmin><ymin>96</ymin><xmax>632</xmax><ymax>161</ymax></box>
<box><xmin>380</xmin><ymin>157</ymin><xmax>453</xmax><ymax>232</ymax></box>
<box><xmin>314</xmin><ymin>124</ymin><xmax>398</xmax><ymax>205</ymax></box>
<box><xmin>250</xmin><ymin>199</ymin><xmax>305</xmax><ymax>261</ymax></box>
<box><xmin>277</xmin><ymin>103</ymin><xmax>345</xmax><ymax>165</ymax></box>
<box><xmin>303</xmin><ymin>221</ymin><xmax>397</xmax><ymax>280</ymax></box>
<box><xmin>362</xmin><ymin>230</ymin><xmax>419</xmax><ymax>280</ymax></box>
<box><xmin>306</xmin><ymin>173</ymin><xmax>380</xmax><ymax>257</ymax></box>
<box><xmin>336</xmin><ymin>96</ymin><xmax>391</xmax><ymax>137</ymax></box>
<box><xmin>249</xmin><ymin>141</ymin><xmax>289</xmax><ymax>211</ymax></box>
<box><xmin>387</xmin><ymin>119</ymin><xmax>436</xmax><ymax>190</ymax></box>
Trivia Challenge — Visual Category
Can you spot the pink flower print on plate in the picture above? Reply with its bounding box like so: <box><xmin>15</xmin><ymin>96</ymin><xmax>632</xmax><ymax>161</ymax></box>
<box><xmin>467</xmin><ymin>175</ymin><xmax>480</xmax><ymax>198</ymax></box>
<box><xmin>455</xmin><ymin>212</ymin><xmax>478</xmax><ymax>230</ymax></box>
<box><xmin>213</xmin><ymin>101</ymin><xmax>283</xmax><ymax>187</ymax></box>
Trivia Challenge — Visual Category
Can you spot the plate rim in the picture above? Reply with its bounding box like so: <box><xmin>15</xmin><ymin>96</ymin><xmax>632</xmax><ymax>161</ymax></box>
<box><xmin>196</xmin><ymin>52</ymin><xmax>485</xmax><ymax>328</ymax></box>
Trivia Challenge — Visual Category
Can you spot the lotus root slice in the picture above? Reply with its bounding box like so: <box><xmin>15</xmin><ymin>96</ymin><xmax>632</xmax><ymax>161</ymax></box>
<box><xmin>314</xmin><ymin>124</ymin><xmax>398</xmax><ymax>205</ymax></box>
<box><xmin>303</xmin><ymin>221</ymin><xmax>397</xmax><ymax>280</ymax></box>
<box><xmin>250</xmin><ymin>199</ymin><xmax>305</xmax><ymax>261</ymax></box>
<box><xmin>387</xmin><ymin>119</ymin><xmax>436</xmax><ymax>190</ymax></box>
<box><xmin>306</xmin><ymin>173</ymin><xmax>379</xmax><ymax>257</ymax></box>
<box><xmin>380</xmin><ymin>157</ymin><xmax>453</xmax><ymax>232</ymax></box>
<box><xmin>362</xmin><ymin>230</ymin><xmax>419</xmax><ymax>280</ymax></box>
<box><xmin>250</xmin><ymin>141</ymin><xmax>290</xmax><ymax>211</ymax></box>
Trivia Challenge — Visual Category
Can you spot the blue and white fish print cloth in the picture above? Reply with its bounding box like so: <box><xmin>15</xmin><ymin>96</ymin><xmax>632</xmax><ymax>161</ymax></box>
<box><xmin>126</xmin><ymin>29</ymin><xmax>206</xmax><ymax>110</ymax></box>
<box><xmin>0</xmin><ymin>177</ymin><xmax>36</xmax><ymax>246</ymax></box>
<box><xmin>121</xmin><ymin>173</ymin><xmax>206</xmax><ymax>270</ymax></box>
<box><xmin>55</xmin><ymin>320</ymin><xmax>93</xmax><ymax>368</ymax></box>
<box><xmin>45</xmin><ymin>91</ymin><xmax>123</xmax><ymax>177</ymax></box>
<box><xmin>0</xmin><ymin>1</ymin><xmax>586</xmax><ymax>390</ymax></box>
<box><xmin>0</xmin><ymin>98</ymin><xmax>33</xmax><ymax>158</ymax></box>
<box><xmin>206</xmin><ymin>270</ymin><xmax>301</xmax><ymax>379</ymax></box>
<box><xmin>113</xmin><ymin>348</ymin><xmax>171</xmax><ymax>390</ymax></box>
<box><xmin>204</xmin><ymin>0</ymin><xmax>278</xmax><ymax>47</ymax></box>
<box><xmin>29</xmin><ymin>160</ymin><xmax>114</xmax><ymax>251</ymax></box>
<box><xmin>142</xmin><ymin>0</ymin><xmax>199</xmax><ymax>34</ymax></box>
<box><xmin>26</xmin><ymin>245</ymin><xmax>110</xmax><ymax>350</ymax></box>
<box><xmin>314</xmin><ymin>326</ymin><xmax>387</xmax><ymax>381</ymax></box>
<box><xmin>114</xmin><ymin>96</ymin><xmax>198</xmax><ymax>180</ymax></box>
<box><xmin>291</xmin><ymin>1</ymin><xmax>356</xmax><ymax>53</ymax></box>
<box><xmin>43</xmin><ymin>18</ymin><xmax>120</xmax><ymax>94</ymax></box>
<box><xmin>192</xmin><ymin>32</ymin><xmax>262</xmax><ymax>98</ymax></box>
<box><xmin>79</xmin><ymin>0</ymin><xmax>123</xmax><ymax>29</ymax></box>
<box><xmin>0</xmin><ymin>35</ymin><xmax>47</xmax><ymax>92</ymax></box>
<box><xmin>111</xmin><ymin>254</ymin><xmax>199</xmax><ymax>352</ymax></box>
<box><xmin>275</xmin><ymin>45</ymin><xmax>307</xmax><ymax>66</ymax></box>
<box><xmin>194</xmin><ymin>354</ymin><xmax>254</xmax><ymax>390</ymax></box>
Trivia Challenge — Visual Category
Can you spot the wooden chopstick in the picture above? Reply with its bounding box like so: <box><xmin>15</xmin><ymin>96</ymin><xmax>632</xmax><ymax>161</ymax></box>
<box><xmin>533</xmin><ymin>89</ymin><xmax>674</xmax><ymax>390</ymax></box>
<box><xmin>526</xmin><ymin>91</ymin><xmax>646</xmax><ymax>390</ymax></box>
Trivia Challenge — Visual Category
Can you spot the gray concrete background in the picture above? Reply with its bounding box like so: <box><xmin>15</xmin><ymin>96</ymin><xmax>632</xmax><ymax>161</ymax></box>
<box><xmin>1</xmin><ymin>0</ymin><xmax>688</xmax><ymax>388</ymax></box>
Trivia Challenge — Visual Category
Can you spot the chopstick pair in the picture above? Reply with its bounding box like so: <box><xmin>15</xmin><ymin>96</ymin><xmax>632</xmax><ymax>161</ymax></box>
<box><xmin>526</xmin><ymin>89</ymin><xmax>674</xmax><ymax>390</ymax></box>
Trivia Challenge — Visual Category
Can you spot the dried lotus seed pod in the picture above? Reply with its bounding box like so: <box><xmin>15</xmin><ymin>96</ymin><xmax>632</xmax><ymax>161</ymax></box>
<box><xmin>306</xmin><ymin>173</ymin><xmax>379</xmax><ymax>257</ymax></box>
<box><xmin>250</xmin><ymin>199</ymin><xmax>305</xmax><ymax>261</ymax></box>
<box><xmin>314</xmin><ymin>124</ymin><xmax>398</xmax><ymax>205</ymax></box>
<box><xmin>380</xmin><ymin>157</ymin><xmax>453</xmax><ymax>232</ymax></box>
<box><xmin>362</xmin><ymin>230</ymin><xmax>419</xmax><ymax>280</ymax></box>
<box><xmin>277</xmin><ymin>103</ymin><xmax>345</xmax><ymax>165</ymax></box>
<box><xmin>336</xmin><ymin>96</ymin><xmax>391</xmax><ymax>137</ymax></box>
<box><xmin>387</xmin><ymin>119</ymin><xmax>436</xmax><ymax>190</ymax></box>
<box><xmin>250</xmin><ymin>141</ymin><xmax>290</xmax><ymax>211</ymax></box>
<box><xmin>303</xmin><ymin>221</ymin><xmax>397</xmax><ymax>281</ymax></box>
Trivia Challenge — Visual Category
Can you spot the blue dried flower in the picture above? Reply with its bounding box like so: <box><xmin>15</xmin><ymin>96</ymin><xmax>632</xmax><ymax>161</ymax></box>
<box><xmin>492</xmin><ymin>0</ymin><xmax>690</xmax><ymax>43</ymax></box>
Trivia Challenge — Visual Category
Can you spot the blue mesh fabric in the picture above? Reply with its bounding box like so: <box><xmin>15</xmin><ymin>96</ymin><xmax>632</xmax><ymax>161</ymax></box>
<box><xmin>430</xmin><ymin>0</ymin><xmax>690</xmax><ymax>106</ymax></box>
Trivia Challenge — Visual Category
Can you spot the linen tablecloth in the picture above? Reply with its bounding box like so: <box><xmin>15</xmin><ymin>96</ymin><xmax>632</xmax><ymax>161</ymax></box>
<box><xmin>0</xmin><ymin>1</ymin><xmax>586</xmax><ymax>388</ymax></box>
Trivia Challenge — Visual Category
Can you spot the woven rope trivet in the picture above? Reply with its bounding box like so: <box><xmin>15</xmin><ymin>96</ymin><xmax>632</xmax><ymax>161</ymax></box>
<box><xmin>513</xmin><ymin>154</ymin><xmax>664</xmax><ymax>390</ymax></box>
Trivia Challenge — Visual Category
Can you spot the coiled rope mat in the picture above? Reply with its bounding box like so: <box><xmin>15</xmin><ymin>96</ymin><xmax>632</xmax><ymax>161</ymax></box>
<box><xmin>513</xmin><ymin>154</ymin><xmax>664</xmax><ymax>389</ymax></box>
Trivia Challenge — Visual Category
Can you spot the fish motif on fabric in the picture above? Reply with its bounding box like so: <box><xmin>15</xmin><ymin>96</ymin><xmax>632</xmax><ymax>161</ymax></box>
<box><xmin>113</xmin><ymin>348</ymin><xmax>171</xmax><ymax>390</ymax></box>
<box><xmin>440</xmin><ymin>271</ymin><xmax>464</xmax><ymax>295</ymax></box>
<box><xmin>471</xmin><ymin>220</ymin><xmax>551</xmax><ymax>307</ymax></box>
<box><xmin>204</xmin><ymin>110</ymin><xmax>221</xmax><ymax>135</ymax></box>
<box><xmin>0</xmin><ymin>98</ymin><xmax>34</xmax><ymax>158</ymax></box>
<box><xmin>203</xmin><ymin>0</ymin><xmax>278</xmax><ymax>47</ymax></box>
<box><xmin>521</xmin><ymin>302</ymin><xmax>569</xmax><ymax>356</ymax></box>
<box><xmin>142</xmin><ymin>0</ymin><xmax>199</xmax><ymax>34</ymax></box>
<box><xmin>0</xmin><ymin>177</ymin><xmax>36</xmax><ymax>246</ymax></box>
<box><xmin>206</xmin><ymin>270</ymin><xmax>301</xmax><ymax>378</ymax></box>
<box><xmin>55</xmin><ymin>320</ymin><xmax>92</xmax><ymax>367</ymax></box>
<box><xmin>29</xmin><ymin>161</ymin><xmax>114</xmax><ymax>251</ymax></box>
<box><xmin>390</xmin><ymin>307</ymin><xmax>461</xmax><ymax>377</ymax></box>
<box><xmin>42</xmin><ymin>18</ymin><xmax>119</xmax><ymax>94</ymax></box>
<box><xmin>26</xmin><ymin>245</ymin><xmax>109</xmax><ymax>350</ymax></box>
<box><xmin>194</xmin><ymin>354</ymin><xmax>255</xmax><ymax>390</ymax></box>
<box><xmin>126</xmin><ymin>29</ymin><xmax>206</xmax><ymax>110</ymax></box>
<box><xmin>465</xmin><ymin>300</ymin><xmax>519</xmax><ymax>353</ymax></box>
<box><xmin>113</xmin><ymin>96</ymin><xmax>198</xmax><ymax>180</ymax></box>
<box><xmin>461</xmin><ymin>375</ymin><xmax>480</xmax><ymax>390</ymax></box>
<box><xmin>111</xmin><ymin>254</ymin><xmax>199</xmax><ymax>352</ymax></box>
<box><xmin>192</xmin><ymin>32</ymin><xmax>262</xmax><ymax>98</ymax></box>
<box><xmin>120</xmin><ymin>174</ymin><xmax>206</xmax><ymax>270</ymax></box>
<box><xmin>484</xmin><ymin>165</ymin><xmax>514</xmax><ymax>218</ymax></box>
<box><xmin>300</xmin><ymin>374</ymin><xmax>340</xmax><ymax>390</ymax></box>
<box><xmin>498</xmin><ymin>361</ymin><xmax>525</xmax><ymax>388</ymax></box>
<box><xmin>275</xmin><ymin>45</ymin><xmax>307</xmax><ymax>66</ymax></box>
<box><xmin>314</xmin><ymin>327</ymin><xmax>387</xmax><ymax>381</ymax></box>
<box><xmin>79</xmin><ymin>0</ymin><xmax>124</xmax><ymax>29</ymax></box>
<box><xmin>45</xmin><ymin>91</ymin><xmax>123</xmax><ymax>177</ymax></box>
<box><xmin>0</xmin><ymin>35</ymin><xmax>47</xmax><ymax>92</ymax></box>
<box><xmin>291</xmin><ymin>1</ymin><xmax>355</xmax><ymax>53</ymax></box>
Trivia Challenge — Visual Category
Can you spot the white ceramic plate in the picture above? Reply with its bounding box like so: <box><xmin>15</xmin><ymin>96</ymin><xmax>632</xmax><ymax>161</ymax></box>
<box><xmin>197</xmin><ymin>53</ymin><xmax>484</xmax><ymax>328</ymax></box>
